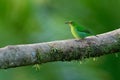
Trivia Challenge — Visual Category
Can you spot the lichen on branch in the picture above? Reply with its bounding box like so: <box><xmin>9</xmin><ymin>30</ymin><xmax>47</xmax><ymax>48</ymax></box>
<box><xmin>0</xmin><ymin>28</ymin><xmax>120</xmax><ymax>69</ymax></box>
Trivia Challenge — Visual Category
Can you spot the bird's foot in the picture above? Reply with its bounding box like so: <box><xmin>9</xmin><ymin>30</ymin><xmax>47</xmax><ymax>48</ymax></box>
<box><xmin>95</xmin><ymin>35</ymin><xmax>99</xmax><ymax>37</ymax></box>
<box><xmin>75</xmin><ymin>38</ymin><xmax>84</xmax><ymax>42</ymax></box>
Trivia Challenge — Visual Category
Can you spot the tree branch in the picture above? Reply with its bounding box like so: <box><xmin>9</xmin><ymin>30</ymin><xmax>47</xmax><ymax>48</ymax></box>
<box><xmin>0</xmin><ymin>29</ymin><xmax>120</xmax><ymax>69</ymax></box>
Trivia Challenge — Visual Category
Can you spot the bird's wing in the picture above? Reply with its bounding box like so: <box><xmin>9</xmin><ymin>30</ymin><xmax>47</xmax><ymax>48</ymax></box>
<box><xmin>81</xmin><ymin>29</ymin><xmax>92</xmax><ymax>34</ymax></box>
<box><xmin>74</xmin><ymin>23</ymin><xmax>93</xmax><ymax>35</ymax></box>
<box><xmin>77</xmin><ymin>31</ymin><xmax>91</xmax><ymax>38</ymax></box>
<box><xmin>76</xmin><ymin>26</ymin><xmax>92</xmax><ymax>34</ymax></box>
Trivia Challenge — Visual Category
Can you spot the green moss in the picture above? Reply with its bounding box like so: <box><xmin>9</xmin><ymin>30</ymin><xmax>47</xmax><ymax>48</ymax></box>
<box><xmin>34</xmin><ymin>49</ymin><xmax>43</xmax><ymax>70</ymax></box>
<box><xmin>49</xmin><ymin>47</ymin><xmax>63</xmax><ymax>61</ymax></box>
<box><xmin>33</xmin><ymin>64</ymin><xmax>41</xmax><ymax>70</ymax></box>
<box><xmin>36</xmin><ymin>49</ymin><xmax>42</xmax><ymax>63</ymax></box>
<box><xmin>35</xmin><ymin>38</ymin><xmax>120</xmax><ymax>64</ymax></box>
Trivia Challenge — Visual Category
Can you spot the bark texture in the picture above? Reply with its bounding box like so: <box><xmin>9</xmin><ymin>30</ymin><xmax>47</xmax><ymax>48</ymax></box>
<box><xmin>0</xmin><ymin>28</ymin><xmax>120</xmax><ymax>69</ymax></box>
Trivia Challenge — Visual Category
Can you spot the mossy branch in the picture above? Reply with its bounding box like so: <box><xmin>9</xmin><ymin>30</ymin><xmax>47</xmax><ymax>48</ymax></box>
<box><xmin>0</xmin><ymin>29</ymin><xmax>120</xmax><ymax>69</ymax></box>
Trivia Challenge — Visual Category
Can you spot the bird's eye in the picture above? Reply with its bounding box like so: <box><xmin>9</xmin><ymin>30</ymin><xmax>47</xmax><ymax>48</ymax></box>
<box><xmin>69</xmin><ymin>21</ymin><xmax>73</xmax><ymax>24</ymax></box>
<box><xmin>65</xmin><ymin>21</ymin><xmax>73</xmax><ymax>24</ymax></box>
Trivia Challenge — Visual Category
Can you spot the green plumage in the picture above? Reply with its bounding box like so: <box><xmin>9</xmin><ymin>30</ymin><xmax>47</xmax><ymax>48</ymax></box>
<box><xmin>66</xmin><ymin>21</ymin><xmax>92</xmax><ymax>39</ymax></box>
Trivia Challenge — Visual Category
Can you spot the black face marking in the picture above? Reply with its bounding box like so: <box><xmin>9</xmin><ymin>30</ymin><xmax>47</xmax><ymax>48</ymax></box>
<box><xmin>65</xmin><ymin>21</ymin><xmax>73</xmax><ymax>24</ymax></box>
<box><xmin>82</xmin><ymin>30</ymin><xmax>91</xmax><ymax>34</ymax></box>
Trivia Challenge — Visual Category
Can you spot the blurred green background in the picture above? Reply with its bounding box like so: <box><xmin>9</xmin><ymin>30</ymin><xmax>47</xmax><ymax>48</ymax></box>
<box><xmin>0</xmin><ymin>0</ymin><xmax>120</xmax><ymax>80</ymax></box>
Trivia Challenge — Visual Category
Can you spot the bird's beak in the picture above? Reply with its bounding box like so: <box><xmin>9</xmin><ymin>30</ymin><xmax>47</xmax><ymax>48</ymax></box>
<box><xmin>65</xmin><ymin>21</ymin><xmax>73</xmax><ymax>24</ymax></box>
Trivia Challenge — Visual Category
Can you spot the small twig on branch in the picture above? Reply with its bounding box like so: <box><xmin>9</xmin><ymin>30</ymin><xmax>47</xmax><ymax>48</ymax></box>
<box><xmin>0</xmin><ymin>29</ymin><xmax>120</xmax><ymax>69</ymax></box>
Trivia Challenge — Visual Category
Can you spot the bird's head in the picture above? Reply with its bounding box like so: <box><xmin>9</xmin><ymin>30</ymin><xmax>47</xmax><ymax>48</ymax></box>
<box><xmin>65</xmin><ymin>21</ymin><xmax>75</xmax><ymax>27</ymax></box>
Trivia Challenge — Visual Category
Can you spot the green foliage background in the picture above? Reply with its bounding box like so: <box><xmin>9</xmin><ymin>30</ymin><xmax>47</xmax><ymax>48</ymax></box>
<box><xmin>0</xmin><ymin>0</ymin><xmax>120</xmax><ymax>80</ymax></box>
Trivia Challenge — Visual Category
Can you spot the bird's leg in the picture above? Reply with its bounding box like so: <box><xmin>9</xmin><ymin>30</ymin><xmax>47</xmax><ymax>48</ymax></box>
<box><xmin>95</xmin><ymin>35</ymin><xmax>99</xmax><ymax>37</ymax></box>
<box><xmin>75</xmin><ymin>38</ymin><xmax>84</xmax><ymax>42</ymax></box>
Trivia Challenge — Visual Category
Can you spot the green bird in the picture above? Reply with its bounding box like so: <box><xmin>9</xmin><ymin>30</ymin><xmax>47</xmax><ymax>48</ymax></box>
<box><xmin>65</xmin><ymin>21</ymin><xmax>92</xmax><ymax>39</ymax></box>
<box><xmin>66</xmin><ymin>21</ymin><xmax>96</xmax><ymax>61</ymax></box>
